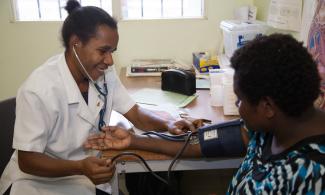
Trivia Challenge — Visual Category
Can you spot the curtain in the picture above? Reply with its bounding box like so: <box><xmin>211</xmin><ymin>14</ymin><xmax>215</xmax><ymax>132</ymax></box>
<box><xmin>307</xmin><ymin>0</ymin><xmax>325</xmax><ymax>110</ymax></box>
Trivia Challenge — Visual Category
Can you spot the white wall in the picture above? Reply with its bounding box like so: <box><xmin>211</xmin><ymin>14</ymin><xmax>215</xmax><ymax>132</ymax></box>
<box><xmin>254</xmin><ymin>0</ymin><xmax>311</xmax><ymax>40</ymax></box>
<box><xmin>0</xmin><ymin>0</ymin><xmax>253</xmax><ymax>100</ymax></box>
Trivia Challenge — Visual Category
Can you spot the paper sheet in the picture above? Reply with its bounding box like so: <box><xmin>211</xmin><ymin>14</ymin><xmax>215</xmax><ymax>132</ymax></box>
<box><xmin>196</xmin><ymin>78</ymin><xmax>210</xmax><ymax>89</ymax></box>
<box><xmin>131</xmin><ymin>88</ymin><xmax>198</xmax><ymax>108</ymax></box>
<box><xmin>267</xmin><ymin>0</ymin><xmax>302</xmax><ymax>31</ymax></box>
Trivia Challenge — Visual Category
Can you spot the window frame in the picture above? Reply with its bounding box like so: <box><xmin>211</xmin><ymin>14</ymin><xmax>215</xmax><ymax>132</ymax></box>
<box><xmin>9</xmin><ymin>0</ymin><xmax>113</xmax><ymax>22</ymax></box>
<box><xmin>9</xmin><ymin>0</ymin><xmax>207</xmax><ymax>22</ymax></box>
<box><xmin>116</xmin><ymin>0</ymin><xmax>207</xmax><ymax>21</ymax></box>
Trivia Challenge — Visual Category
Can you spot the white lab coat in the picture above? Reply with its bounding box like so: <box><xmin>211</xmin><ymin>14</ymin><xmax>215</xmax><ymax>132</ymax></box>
<box><xmin>0</xmin><ymin>53</ymin><xmax>135</xmax><ymax>195</ymax></box>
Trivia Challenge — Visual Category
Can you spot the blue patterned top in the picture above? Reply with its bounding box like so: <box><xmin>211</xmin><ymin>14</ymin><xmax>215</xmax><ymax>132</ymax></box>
<box><xmin>227</xmin><ymin>130</ymin><xmax>325</xmax><ymax>194</ymax></box>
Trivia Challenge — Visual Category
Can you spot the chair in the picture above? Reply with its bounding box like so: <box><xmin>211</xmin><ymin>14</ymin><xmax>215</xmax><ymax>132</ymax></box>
<box><xmin>0</xmin><ymin>97</ymin><xmax>16</xmax><ymax>195</ymax></box>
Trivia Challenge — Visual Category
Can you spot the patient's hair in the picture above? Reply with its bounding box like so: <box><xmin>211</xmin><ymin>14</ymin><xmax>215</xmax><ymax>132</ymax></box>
<box><xmin>231</xmin><ymin>34</ymin><xmax>320</xmax><ymax>117</ymax></box>
<box><xmin>61</xmin><ymin>0</ymin><xmax>117</xmax><ymax>49</ymax></box>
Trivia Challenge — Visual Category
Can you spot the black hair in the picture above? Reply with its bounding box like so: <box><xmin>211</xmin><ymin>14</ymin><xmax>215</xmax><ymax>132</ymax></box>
<box><xmin>61</xmin><ymin>0</ymin><xmax>117</xmax><ymax>49</ymax></box>
<box><xmin>231</xmin><ymin>34</ymin><xmax>320</xmax><ymax>117</ymax></box>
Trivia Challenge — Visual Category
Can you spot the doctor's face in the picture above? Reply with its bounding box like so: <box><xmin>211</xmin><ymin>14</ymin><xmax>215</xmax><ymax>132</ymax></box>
<box><xmin>75</xmin><ymin>24</ymin><xmax>118</xmax><ymax>81</ymax></box>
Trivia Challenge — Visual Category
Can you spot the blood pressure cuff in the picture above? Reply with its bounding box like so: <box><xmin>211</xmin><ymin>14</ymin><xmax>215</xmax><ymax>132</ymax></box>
<box><xmin>198</xmin><ymin>119</ymin><xmax>245</xmax><ymax>157</ymax></box>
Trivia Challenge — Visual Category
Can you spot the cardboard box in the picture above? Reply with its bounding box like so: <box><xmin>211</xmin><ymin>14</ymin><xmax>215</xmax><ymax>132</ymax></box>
<box><xmin>193</xmin><ymin>52</ymin><xmax>220</xmax><ymax>73</ymax></box>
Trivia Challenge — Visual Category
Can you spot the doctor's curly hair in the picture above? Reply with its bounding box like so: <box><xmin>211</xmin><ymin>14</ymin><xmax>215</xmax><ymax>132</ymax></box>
<box><xmin>231</xmin><ymin>34</ymin><xmax>320</xmax><ymax>117</ymax></box>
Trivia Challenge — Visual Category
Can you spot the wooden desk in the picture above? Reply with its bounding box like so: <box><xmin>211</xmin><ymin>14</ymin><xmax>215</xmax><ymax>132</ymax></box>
<box><xmin>106</xmin><ymin>69</ymin><xmax>241</xmax><ymax>195</ymax></box>
<box><xmin>119</xmin><ymin>68</ymin><xmax>236</xmax><ymax>123</ymax></box>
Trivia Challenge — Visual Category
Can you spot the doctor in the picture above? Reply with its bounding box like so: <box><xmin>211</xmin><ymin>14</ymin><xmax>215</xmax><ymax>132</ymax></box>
<box><xmin>0</xmin><ymin>0</ymin><xmax>194</xmax><ymax>195</ymax></box>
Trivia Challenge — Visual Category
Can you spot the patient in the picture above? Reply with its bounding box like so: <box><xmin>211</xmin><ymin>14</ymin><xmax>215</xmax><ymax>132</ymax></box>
<box><xmin>85</xmin><ymin>34</ymin><xmax>325</xmax><ymax>194</ymax></box>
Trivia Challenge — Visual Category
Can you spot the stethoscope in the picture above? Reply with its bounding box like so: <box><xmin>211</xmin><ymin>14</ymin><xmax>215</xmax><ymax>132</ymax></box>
<box><xmin>73</xmin><ymin>44</ymin><xmax>108</xmax><ymax>131</ymax></box>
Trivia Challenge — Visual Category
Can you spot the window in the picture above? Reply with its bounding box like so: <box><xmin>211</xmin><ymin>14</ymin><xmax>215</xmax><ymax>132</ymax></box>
<box><xmin>121</xmin><ymin>0</ymin><xmax>204</xmax><ymax>20</ymax></box>
<box><xmin>12</xmin><ymin>0</ymin><xmax>204</xmax><ymax>21</ymax></box>
<box><xmin>12</xmin><ymin>0</ymin><xmax>112</xmax><ymax>21</ymax></box>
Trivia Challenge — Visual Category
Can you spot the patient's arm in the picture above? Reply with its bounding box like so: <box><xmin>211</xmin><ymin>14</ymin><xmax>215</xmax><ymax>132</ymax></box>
<box><xmin>84</xmin><ymin>126</ymin><xmax>202</xmax><ymax>157</ymax></box>
<box><xmin>84</xmin><ymin>120</ymin><xmax>248</xmax><ymax>158</ymax></box>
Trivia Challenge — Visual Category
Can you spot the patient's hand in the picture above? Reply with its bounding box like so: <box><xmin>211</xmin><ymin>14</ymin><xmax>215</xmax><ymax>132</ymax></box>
<box><xmin>84</xmin><ymin>126</ymin><xmax>132</xmax><ymax>150</ymax></box>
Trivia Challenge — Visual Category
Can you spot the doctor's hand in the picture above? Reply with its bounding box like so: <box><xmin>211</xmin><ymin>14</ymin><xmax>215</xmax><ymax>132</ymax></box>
<box><xmin>166</xmin><ymin>119</ymin><xmax>196</xmax><ymax>135</ymax></box>
<box><xmin>84</xmin><ymin>126</ymin><xmax>132</xmax><ymax>151</ymax></box>
<box><xmin>80</xmin><ymin>156</ymin><xmax>115</xmax><ymax>185</ymax></box>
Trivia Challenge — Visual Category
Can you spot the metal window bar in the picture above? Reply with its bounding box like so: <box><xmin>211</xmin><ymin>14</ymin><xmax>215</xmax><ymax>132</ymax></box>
<box><xmin>161</xmin><ymin>0</ymin><xmax>163</xmax><ymax>17</ymax></box>
<box><xmin>58</xmin><ymin>0</ymin><xmax>62</xmax><ymax>19</ymax></box>
<box><xmin>200</xmin><ymin>0</ymin><xmax>203</xmax><ymax>16</ymax></box>
<box><xmin>181</xmin><ymin>0</ymin><xmax>183</xmax><ymax>16</ymax></box>
<box><xmin>141</xmin><ymin>0</ymin><xmax>144</xmax><ymax>18</ymax></box>
<box><xmin>36</xmin><ymin>0</ymin><xmax>41</xmax><ymax>19</ymax></box>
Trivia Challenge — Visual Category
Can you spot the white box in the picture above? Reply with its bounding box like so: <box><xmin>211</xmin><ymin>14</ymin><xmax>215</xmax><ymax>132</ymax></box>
<box><xmin>220</xmin><ymin>20</ymin><xmax>267</xmax><ymax>58</ymax></box>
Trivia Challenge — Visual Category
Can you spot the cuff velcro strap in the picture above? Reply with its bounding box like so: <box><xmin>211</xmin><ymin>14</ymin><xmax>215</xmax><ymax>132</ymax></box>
<box><xmin>198</xmin><ymin>119</ymin><xmax>245</xmax><ymax>157</ymax></box>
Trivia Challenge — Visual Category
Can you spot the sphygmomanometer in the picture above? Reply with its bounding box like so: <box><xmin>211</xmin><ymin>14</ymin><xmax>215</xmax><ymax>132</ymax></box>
<box><xmin>110</xmin><ymin>119</ymin><xmax>245</xmax><ymax>186</ymax></box>
<box><xmin>198</xmin><ymin>119</ymin><xmax>245</xmax><ymax>157</ymax></box>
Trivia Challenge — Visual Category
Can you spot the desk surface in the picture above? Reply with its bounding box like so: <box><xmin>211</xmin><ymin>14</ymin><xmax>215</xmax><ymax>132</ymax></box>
<box><xmin>104</xmin><ymin>69</ymin><xmax>238</xmax><ymax>161</ymax></box>
<box><xmin>119</xmin><ymin>68</ymin><xmax>237</xmax><ymax>124</ymax></box>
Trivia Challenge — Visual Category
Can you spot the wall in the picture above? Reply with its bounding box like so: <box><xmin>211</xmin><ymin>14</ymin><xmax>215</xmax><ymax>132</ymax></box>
<box><xmin>254</xmin><ymin>0</ymin><xmax>310</xmax><ymax>40</ymax></box>
<box><xmin>254</xmin><ymin>0</ymin><xmax>269</xmax><ymax>21</ymax></box>
<box><xmin>0</xmin><ymin>0</ymin><xmax>254</xmax><ymax>100</ymax></box>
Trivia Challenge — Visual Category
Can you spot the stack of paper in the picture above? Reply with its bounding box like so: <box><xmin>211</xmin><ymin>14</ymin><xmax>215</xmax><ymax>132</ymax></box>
<box><xmin>126</xmin><ymin>59</ymin><xmax>193</xmax><ymax>77</ymax></box>
<box><xmin>126</xmin><ymin>59</ymin><xmax>175</xmax><ymax>77</ymax></box>
<box><xmin>131</xmin><ymin>88</ymin><xmax>198</xmax><ymax>108</ymax></box>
